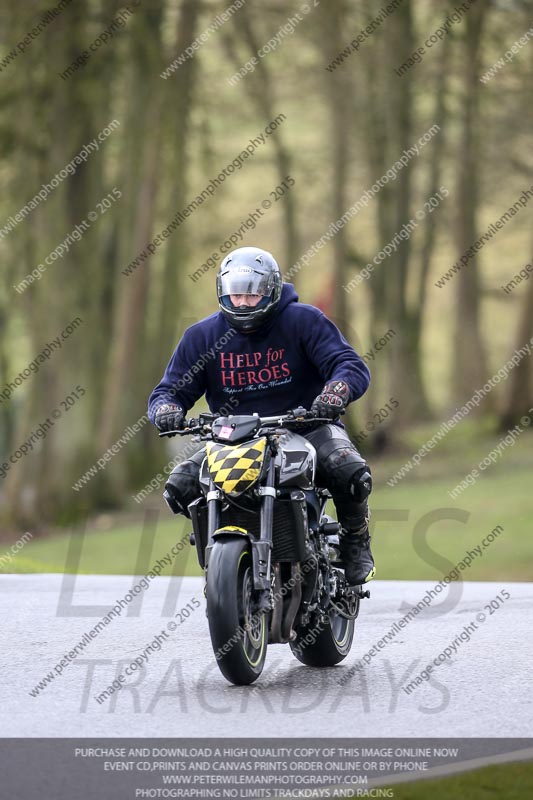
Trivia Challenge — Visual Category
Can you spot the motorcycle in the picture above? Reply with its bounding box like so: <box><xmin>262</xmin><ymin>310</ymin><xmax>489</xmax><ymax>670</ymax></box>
<box><xmin>160</xmin><ymin>408</ymin><xmax>370</xmax><ymax>685</ymax></box>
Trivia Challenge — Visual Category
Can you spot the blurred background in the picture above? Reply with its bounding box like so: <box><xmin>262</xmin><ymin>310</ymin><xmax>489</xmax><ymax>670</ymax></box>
<box><xmin>1</xmin><ymin>0</ymin><xmax>532</xmax><ymax>580</ymax></box>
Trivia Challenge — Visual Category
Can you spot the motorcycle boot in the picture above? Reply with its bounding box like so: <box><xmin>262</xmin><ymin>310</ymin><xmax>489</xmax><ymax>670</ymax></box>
<box><xmin>339</xmin><ymin>524</ymin><xmax>375</xmax><ymax>585</ymax></box>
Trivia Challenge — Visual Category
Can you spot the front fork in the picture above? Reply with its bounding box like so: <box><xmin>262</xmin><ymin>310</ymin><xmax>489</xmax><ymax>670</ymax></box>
<box><xmin>252</xmin><ymin>456</ymin><xmax>276</xmax><ymax>592</ymax></box>
<box><xmin>203</xmin><ymin>454</ymin><xmax>275</xmax><ymax>602</ymax></box>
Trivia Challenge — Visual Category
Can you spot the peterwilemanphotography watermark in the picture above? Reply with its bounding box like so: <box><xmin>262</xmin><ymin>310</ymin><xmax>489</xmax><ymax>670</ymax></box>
<box><xmin>283</xmin><ymin>125</ymin><xmax>440</xmax><ymax>283</ymax></box>
<box><xmin>161</xmin><ymin>0</ymin><xmax>247</xmax><ymax>79</ymax></box>
<box><xmin>228</xmin><ymin>1</ymin><xmax>320</xmax><ymax>86</ymax></box>
<box><xmin>29</xmin><ymin>531</ymin><xmax>191</xmax><ymax>698</ymax></box>
<box><xmin>0</xmin><ymin>317</ymin><xmax>83</xmax><ymax>404</ymax></box>
<box><xmin>0</xmin><ymin>0</ymin><xmax>74</xmax><ymax>74</ymax></box>
<box><xmin>189</xmin><ymin>176</ymin><xmax>295</xmax><ymax>283</ymax></box>
<box><xmin>1</xmin><ymin>386</ymin><xmax>86</xmax><ymax>481</ymax></box>
<box><xmin>58</xmin><ymin>2</ymin><xmax>141</xmax><ymax>80</ymax></box>
<box><xmin>0</xmin><ymin>121</ymin><xmax>120</xmax><ymax>241</ymax></box>
<box><xmin>122</xmin><ymin>115</ymin><xmax>286</xmax><ymax>277</ymax></box>
<box><xmin>0</xmin><ymin>532</ymin><xmax>33</xmax><ymax>571</ymax></box>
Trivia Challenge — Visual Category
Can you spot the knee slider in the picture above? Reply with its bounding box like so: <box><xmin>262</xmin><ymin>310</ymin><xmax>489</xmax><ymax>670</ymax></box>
<box><xmin>349</xmin><ymin>466</ymin><xmax>372</xmax><ymax>502</ymax></box>
<box><xmin>321</xmin><ymin>442</ymin><xmax>368</xmax><ymax>495</ymax></box>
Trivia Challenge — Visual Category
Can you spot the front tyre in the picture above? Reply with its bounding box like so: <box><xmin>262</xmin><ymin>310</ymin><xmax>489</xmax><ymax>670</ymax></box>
<box><xmin>206</xmin><ymin>538</ymin><xmax>267</xmax><ymax>685</ymax></box>
<box><xmin>290</xmin><ymin>608</ymin><xmax>355</xmax><ymax>667</ymax></box>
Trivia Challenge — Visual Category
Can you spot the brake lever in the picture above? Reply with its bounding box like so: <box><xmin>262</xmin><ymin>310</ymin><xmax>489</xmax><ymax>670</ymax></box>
<box><xmin>285</xmin><ymin>407</ymin><xmax>345</xmax><ymax>423</ymax></box>
<box><xmin>158</xmin><ymin>423</ymin><xmax>204</xmax><ymax>437</ymax></box>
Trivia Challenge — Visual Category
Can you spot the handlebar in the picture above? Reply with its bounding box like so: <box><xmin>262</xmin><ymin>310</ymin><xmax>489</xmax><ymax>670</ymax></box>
<box><xmin>158</xmin><ymin>407</ymin><xmax>343</xmax><ymax>438</ymax></box>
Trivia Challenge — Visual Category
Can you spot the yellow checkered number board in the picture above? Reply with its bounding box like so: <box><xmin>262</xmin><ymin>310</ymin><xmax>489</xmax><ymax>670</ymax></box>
<box><xmin>205</xmin><ymin>437</ymin><xmax>267</xmax><ymax>497</ymax></box>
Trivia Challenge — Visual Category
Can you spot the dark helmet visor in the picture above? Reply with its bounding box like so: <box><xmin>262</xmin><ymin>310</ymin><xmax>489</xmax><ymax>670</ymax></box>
<box><xmin>218</xmin><ymin>268</ymin><xmax>273</xmax><ymax>298</ymax></box>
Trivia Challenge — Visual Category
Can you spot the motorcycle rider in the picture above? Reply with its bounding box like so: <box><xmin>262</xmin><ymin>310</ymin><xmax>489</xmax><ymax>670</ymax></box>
<box><xmin>148</xmin><ymin>247</ymin><xmax>375</xmax><ymax>584</ymax></box>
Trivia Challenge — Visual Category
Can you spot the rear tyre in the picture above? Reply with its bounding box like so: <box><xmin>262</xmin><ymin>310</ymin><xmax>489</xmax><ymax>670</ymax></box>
<box><xmin>206</xmin><ymin>537</ymin><xmax>267</xmax><ymax>685</ymax></box>
<box><xmin>290</xmin><ymin>607</ymin><xmax>355</xmax><ymax>667</ymax></box>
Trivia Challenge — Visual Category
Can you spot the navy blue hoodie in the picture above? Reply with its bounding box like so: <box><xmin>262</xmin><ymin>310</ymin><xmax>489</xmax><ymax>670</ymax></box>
<box><xmin>148</xmin><ymin>284</ymin><xmax>370</xmax><ymax>422</ymax></box>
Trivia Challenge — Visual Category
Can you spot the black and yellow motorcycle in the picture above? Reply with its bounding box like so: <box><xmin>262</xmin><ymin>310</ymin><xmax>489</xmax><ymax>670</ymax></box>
<box><xmin>161</xmin><ymin>408</ymin><xmax>369</xmax><ymax>685</ymax></box>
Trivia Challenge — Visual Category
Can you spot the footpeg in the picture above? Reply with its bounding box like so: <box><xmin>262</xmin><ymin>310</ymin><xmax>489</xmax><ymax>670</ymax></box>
<box><xmin>320</xmin><ymin>521</ymin><xmax>342</xmax><ymax>536</ymax></box>
<box><xmin>346</xmin><ymin>587</ymin><xmax>370</xmax><ymax>600</ymax></box>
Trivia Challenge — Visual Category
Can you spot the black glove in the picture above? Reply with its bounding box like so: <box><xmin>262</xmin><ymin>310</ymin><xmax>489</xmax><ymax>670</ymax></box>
<box><xmin>311</xmin><ymin>380</ymin><xmax>350</xmax><ymax>419</ymax></box>
<box><xmin>154</xmin><ymin>403</ymin><xmax>184</xmax><ymax>433</ymax></box>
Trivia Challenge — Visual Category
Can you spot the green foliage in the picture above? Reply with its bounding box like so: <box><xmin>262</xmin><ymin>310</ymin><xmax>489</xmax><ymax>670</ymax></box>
<box><xmin>359</xmin><ymin>761</ymin><xmax>533</xmax><ymax>800</ymax></box>
<box><xmin>1</xmin><ymin>0</ymin><xmax>532</xmax><ymax>530</ymax></box>
<box><xmin>3</xmin><ymin>429</ymin><xmax>531</xmax><ymax>579</ymax></box>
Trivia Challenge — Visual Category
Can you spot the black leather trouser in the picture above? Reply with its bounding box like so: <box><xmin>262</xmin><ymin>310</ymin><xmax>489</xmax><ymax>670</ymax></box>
<box><xmin>304</xmin><ymin>424</ymin><xmax>371</xmax><ymax>532</ymax></box>
<box><xmin>165</xmin><ymin>424</ymin><xmax>371</xmax><ymax>533</ymax></box>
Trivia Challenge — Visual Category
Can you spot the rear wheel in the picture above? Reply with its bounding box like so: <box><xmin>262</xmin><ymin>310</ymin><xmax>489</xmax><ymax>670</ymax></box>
<box><xmin>290</xmin><ymin>601</ymin><xmax>357</xmax><ymax>667</ymax></box>
<box><xmin>206</xmin><ymin>537</ymin><xmax>268</xmax><ymax>685</ymax></box>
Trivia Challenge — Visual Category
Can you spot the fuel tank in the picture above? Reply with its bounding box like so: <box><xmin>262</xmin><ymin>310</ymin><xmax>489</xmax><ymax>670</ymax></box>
<box><xmin>275</xmin><ymin>432</ymin><xmax>316</xmax><ymax>489</ymax></box>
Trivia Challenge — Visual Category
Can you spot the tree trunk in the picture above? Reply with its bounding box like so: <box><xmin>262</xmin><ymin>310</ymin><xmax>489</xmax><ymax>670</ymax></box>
<box><xmin>137</xmin><ymin>0</ymin><xmax>202</xmax><ymax>488</ymax></box>
<box><xmin>499</xmin><ymin>234</ymin><xmax>533</xmax><ymax>428</ymax></box>
<box><xmin>453</xmin><ymin>0</ymin><xmax>490</xmax><ymax>402</ymax></box>
<box><xmin>322</xmin><ymin>0</ymin><xmax>351</xmax><ymax>335</ymax></box>
<box><xmin>384</xmin><ymin>0</ymin><xmax>433</xmax><ymax>423</ymax></box>
<box><xmin>220</xmin><ymin>8</ymin><xmax>299</xmax><ymax>270</ymax></box>
<box><xmin>97</xmin><ymin>5</ymin><xmax>166</xmax><ymax>493</ymax></box>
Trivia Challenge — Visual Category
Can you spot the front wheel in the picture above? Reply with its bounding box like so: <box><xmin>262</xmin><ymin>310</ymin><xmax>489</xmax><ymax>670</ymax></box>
<box><xmin>290</xmin><ymin>605</ymin><xmax>356</xmax><ymax>667</ymax></box>
<box><xmin>206</xmin><ymin>537</ymin><xmax>268</xmax><ymax>685</ymax></box>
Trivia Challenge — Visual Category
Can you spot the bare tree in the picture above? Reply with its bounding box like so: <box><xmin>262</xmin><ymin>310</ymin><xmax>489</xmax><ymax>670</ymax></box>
<box><xmin>220</xmin><ymin>2</ymin><xmax>299</xmax><ymax>269</ymax></box>
<box><xmin>453</xmin><ymin>0</ymin><xmax>490</xmax><ymax>401</ymax></box>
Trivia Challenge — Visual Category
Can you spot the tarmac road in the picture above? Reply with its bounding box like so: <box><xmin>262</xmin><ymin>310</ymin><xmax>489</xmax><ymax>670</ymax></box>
<box><xmin>1</xmin><ymin>574</ymin><xmax>532</xmax><ymax>737</ymax></box>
